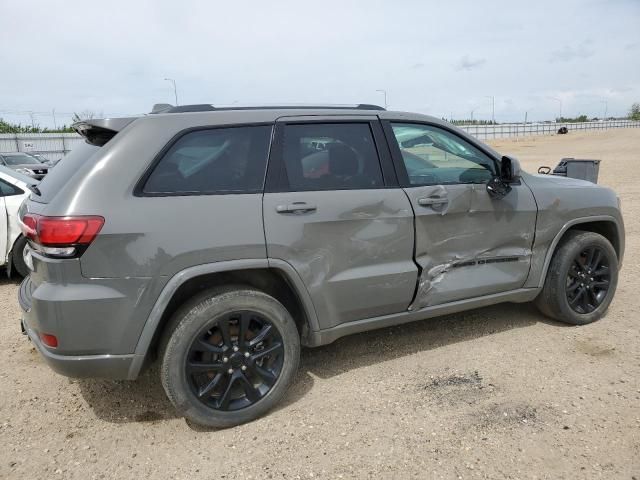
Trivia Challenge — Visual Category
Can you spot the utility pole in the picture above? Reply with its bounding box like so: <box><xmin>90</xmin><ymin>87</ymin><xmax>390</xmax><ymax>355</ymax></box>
<box><xmin>376</xmin><ymin>89</ymin><xmax>388</xmax><ymax>109</ymax></box>
<box><xmin>470</xmin><ymin>109</ymin><xmax>475</xmax><ymax>122</ymax></box>
<box><xmin>524</xmin><ymin>111</ymin><xmax>528</xmax><ymax>124</ymax></box>
<box><xmin>549</xmin><ymin>97</ymin><xmax>562</xmax><ymax>121</ymax></box>
<box><xmin>29</xmin><ymin>112</ymin><xmax>36</xmax><ymax>129</ymax></box>
<box><xmin>52</xmin><ymin>109</ymin><xmax>58</xmax><ymax>130</ymax></box>
<box><xmin>485</xmin><ymin>96</ymin><xmax>495</xmax><ymax>124</ymax></box>
<box><xmin>164</xmin><ymin>78</ymin><xmax>179</xmax><ymax>105</ymax></box>
<box><xmin>602</xmin><ymin>100</ymin><xmax>608</xmax><ymax>120</ymax></box>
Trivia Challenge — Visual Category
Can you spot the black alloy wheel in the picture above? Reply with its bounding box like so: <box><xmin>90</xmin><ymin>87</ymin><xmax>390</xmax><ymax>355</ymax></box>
<box><xmin>565</xmin><ymin>246</ymin><xmax>611</xmax><ymax>314</ymax></box>
<box><xmin>186</xmin><ymin>311</ymin><xmax>284</xmax><ymax>411</ymax></box>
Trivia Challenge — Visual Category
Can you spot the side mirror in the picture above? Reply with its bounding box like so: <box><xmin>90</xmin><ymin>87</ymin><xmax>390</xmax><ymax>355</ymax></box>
<box><xmin>486</xmin><ymin>156</ymin><xmax>521</xmax><ymax>199</ymax></box>
<box><xmin>500</xmin><ymin>155</ymin><xmax>521</xmax><ymax>183</ymax></box>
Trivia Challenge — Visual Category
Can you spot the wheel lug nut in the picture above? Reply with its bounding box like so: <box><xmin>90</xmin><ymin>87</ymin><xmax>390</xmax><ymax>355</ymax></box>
<box><xmin>233</xmin><ymin>346</ymin><xmax>239</xmax><ymax>352</ymax></box>
<box><xmin>241</xmin><ymin>365</ymin><xmax>247</xmax><ymax>371</ymax></box>
<box><xmin>244</xmin><ymin>352</ymin><xmax>250</xmax><ymax>358</ymax></box>
<box><xmin>222</xmin><ymin>357</ymin><xmax>228</xmax><ymax>363</ymax></box>
<box><xmin>228</xmin><ymin>368</ymin><xmax>233</xmax><ymax>374</ymax></box>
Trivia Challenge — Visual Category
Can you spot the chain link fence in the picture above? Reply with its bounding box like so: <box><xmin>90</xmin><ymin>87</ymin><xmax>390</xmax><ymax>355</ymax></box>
<box><xmin>1</xmin><ymin>120</ymin><xmax>639</xmax><ymax>161</ymax></box>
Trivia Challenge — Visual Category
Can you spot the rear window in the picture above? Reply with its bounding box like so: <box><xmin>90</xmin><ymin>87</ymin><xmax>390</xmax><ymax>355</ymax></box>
<box><xmin>31</xmin><ymin>142</ymin><xmax>100</xmax><ymax>203</ymax></box>
<box><xmin>141</xmin><ymin>125</ymin><xmax>272</xmax><ymax>195</ymax></box>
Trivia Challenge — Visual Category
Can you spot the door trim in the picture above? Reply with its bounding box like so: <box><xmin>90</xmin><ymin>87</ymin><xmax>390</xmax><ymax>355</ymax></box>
<box><xmin>305</xmin><ymin>287</ymin><xmax>540</xmax><ymax>347</ymax></box>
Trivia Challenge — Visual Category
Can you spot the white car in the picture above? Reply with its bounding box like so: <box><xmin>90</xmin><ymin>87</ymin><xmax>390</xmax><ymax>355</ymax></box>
<box><xmin>0</xmin><ymin>165</ymin><xmax>37</xmax><ymax>277</ymax></box>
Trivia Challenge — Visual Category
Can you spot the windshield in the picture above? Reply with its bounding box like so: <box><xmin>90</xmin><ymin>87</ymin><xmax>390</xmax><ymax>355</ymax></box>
<box><xmin>3</xmin><ymin>153</ymin><xmax>40</xmax><ymax>166</ymax></box>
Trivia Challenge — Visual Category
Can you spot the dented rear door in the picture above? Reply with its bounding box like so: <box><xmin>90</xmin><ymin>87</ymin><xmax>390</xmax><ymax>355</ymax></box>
<box><xmin>383</xmin><ymin>120</ymin><xmax>537</xmax><ymax>309</ymax></box>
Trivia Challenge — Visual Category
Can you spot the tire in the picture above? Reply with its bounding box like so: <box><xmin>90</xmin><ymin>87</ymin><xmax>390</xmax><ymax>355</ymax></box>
<box><xmin>159</xmin><ymin>286</ymin><xmax>300</xmax><ymax>428</ymax></box>
<box><xmin>535</xmin><ymin>230</ymin><xmax>618</xmax><ymax>325</ymax></box>
<box><xmin>11</xmin><ymin>236</ymin><xmax>30</xmax><ymax>278</ymax></box>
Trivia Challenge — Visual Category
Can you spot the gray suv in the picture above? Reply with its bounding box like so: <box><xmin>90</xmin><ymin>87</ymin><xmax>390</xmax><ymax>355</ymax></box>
<box><xmin>18</xmin><ymin>104</ymin><xmax>624</xmax><ymax>427</ymax></box>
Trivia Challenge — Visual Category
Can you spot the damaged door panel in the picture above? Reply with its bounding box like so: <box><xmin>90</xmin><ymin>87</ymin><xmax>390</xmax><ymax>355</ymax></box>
<box><xmin>405</xmin><ymin>182</ymin><xmax>537</xmax><ymax>309</ymax></box>
<box><xmin>384</xmin><ymin>121</ymin><xmax>538</xmax><ymax>309</ymax></box>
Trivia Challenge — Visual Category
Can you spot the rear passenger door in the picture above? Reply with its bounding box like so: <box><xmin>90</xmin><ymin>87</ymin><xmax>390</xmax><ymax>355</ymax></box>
<box><xmin>263</xmin><ymin>117</ymin><xmax>417</xmax><ymax>329</ymax></box>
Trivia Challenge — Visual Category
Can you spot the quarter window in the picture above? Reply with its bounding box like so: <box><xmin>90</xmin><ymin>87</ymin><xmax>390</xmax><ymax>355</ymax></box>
<box><xmin>280</xmin><ymin>123</ymin><xmax>384</xmax><ymax>191</ymax></box>
<box><xmin>143</xmin><ymin>125</ymin><xmax>272</xmax><ymax>194</ymax></box>
<box><xmin>390</xmin><ymin>123</ymin><xmax>496</xmax><ymax>186</ymax></box>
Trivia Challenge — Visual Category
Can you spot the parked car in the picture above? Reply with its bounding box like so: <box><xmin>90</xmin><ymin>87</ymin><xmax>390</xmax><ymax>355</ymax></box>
<box><xmin>18</xmin><ymin>104</ymin><xmax>624</xmax><ymax>427</ymax></box>
<box><xmin>0</xmin><ymin>152</ymin><xmax>49</xmax><ymax>179</ymax></box>
<box><xmin>31</xmin><ymin>153</ymin><xmax>61</xmax><ymax>168</ymax></box>
<box><xmin>0</xmin><ymin>166</ymin><xmax>38</xmax><ymax>277</ymax></box>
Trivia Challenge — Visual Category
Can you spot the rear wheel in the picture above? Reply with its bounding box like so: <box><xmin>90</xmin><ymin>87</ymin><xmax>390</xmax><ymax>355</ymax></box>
<box><xmin>160</xmin><ymin>286</ymin><xmax>300</xmax><ymax>427</ymax></box>
<box><xmin>535</xmin><ymin>231</ymin><xmax>618</xmax><ymax>325</ymax></box>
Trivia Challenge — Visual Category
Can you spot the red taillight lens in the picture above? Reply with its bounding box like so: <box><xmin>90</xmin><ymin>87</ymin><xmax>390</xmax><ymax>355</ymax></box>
<box><xmin>39</xmin><ymin>332</ymin><xmax>58</xmax><ymax>348</ymax></box>
<box><xmin>21</xmin><ymin>214</ymin><xmax>104</xmax><ymax>246</ymax></box>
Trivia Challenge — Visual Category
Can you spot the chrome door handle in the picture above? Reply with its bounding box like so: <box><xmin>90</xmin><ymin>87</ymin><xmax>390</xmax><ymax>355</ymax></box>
<box><xmin>418</xmin><ymin>196</ymin><xmax>448</xmax><ymax>207</ymax></box>
<box><xmin>276</xmin><ymin>202</ymin><xmax>317</xmax><ymax>214</ymax></box>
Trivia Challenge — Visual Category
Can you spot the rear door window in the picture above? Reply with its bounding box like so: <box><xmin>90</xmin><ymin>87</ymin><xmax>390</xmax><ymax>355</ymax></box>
<box><xmin>142</xmin><ymin>125</ymin><xmax>272</xmax><ymax>195</ymax></box>
<box><xmin>279</xmin><ymin>123</ymin><xmax>384</xmax><ymax>191</ymax></box>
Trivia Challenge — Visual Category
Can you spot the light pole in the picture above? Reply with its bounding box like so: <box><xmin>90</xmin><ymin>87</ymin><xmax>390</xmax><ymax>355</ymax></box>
<box><xmin>549</xmin><ymin>97</ymin><xmax>562</xmax><ymax>121</ymax></box>
<box><xmin>485</xmin><ymin>96</ymin><xmax>495</xmax><ymax>124</ymax></box>
<box><xmin>164</xmin><ymin>78</ymin><xmax>178</xmax><ymax>105</ymax></box>
<box><xmin>601</xmin><ymin>99</ymin><xmax>608</xmax><ymax>120</ymax></box>
<box><xmin>376</xmin><ymin>89</ymin><xmax>388</xmax><ymax>109</ymax></box>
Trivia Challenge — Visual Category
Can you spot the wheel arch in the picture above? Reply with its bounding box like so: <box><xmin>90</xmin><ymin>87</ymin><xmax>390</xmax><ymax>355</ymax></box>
<box><xmin>127</xmin><ymin>259</ymin><xmax>319</xmax><ymax>379</ymax></box>
<box><xmin>537</xmin><ymin>215</ymin><xmax>623</xmax><ymax>288</ymax></box>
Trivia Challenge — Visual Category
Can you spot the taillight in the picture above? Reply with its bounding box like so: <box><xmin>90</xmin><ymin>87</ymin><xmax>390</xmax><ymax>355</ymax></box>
<box><xmin>20</xmin><ymin>214</ymin><xmax>104</xmax><ymax>257</ymax></box>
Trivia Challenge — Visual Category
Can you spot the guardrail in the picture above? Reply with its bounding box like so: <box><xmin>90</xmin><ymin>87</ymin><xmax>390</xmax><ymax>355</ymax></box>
<box><xmin>1</xmin><ymin>120</ymin><xmax>639</xmax><ymax>160</ymax></box>
<box><xmin>459</xmin><ymin>120</ymin><xmax>640</xmax><ymax>140</ymax></box>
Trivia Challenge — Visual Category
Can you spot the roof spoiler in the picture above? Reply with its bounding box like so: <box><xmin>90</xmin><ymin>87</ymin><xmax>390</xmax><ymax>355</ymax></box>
<box><xmin>72</xmin><ymin>117</ymin><xmax>137</xmax><ymax>146</ymax></box>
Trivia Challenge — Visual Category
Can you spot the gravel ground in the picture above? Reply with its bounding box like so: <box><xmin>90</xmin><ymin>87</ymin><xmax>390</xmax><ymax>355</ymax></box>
<box><xmin>1</xmin><ymin>128</ymin><xmax>639</xmax><ymax>479</ymax></box>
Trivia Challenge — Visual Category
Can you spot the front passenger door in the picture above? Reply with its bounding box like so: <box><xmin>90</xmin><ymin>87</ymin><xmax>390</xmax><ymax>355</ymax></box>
<box><xmin>385</xmin><ymin>122</ymin><xmax>537</xmax><ymax>309</ymax></box>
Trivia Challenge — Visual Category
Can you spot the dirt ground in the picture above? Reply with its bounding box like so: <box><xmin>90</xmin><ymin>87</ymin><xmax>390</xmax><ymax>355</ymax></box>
<box><xmin>1</xmin><ymin>128</ymin><xmax>639</xmax><ymax>480</ymax></box>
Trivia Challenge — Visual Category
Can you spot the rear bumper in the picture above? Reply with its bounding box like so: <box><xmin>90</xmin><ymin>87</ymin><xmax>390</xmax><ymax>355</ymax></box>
<box><xmin>19</xmin><ymin>276</ymin><xmax>136</xmax><ymax>379</ymax></box>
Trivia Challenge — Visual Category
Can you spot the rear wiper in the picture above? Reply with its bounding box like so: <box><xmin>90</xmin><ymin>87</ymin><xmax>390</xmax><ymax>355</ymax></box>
<box><xmin>27</xmin><ymin>184</ymin><xmax>41</xmax><ymax>196</ymax></box>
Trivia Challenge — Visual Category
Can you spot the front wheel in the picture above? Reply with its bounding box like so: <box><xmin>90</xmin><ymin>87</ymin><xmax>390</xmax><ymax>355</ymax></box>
<box><xmin>535</xmin><ymin>230</ymin><xmax>618</xmax><ymax>325</ymax></box>
<box><xmin>160</xmin><ymin>286</ymin><xmax>300</xmax><ymax>428</ymax></box>
<box><xmin>11</xmin><ymin>236</ymin><xmax>30</xmax><ymax>278</ymax></box>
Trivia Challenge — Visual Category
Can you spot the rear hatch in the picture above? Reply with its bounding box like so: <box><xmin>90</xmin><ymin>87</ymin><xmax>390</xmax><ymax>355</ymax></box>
<box><xmin>19</xmin><ymin>116</ymin><xmax>138</xmax><ymax>284</ymax></box>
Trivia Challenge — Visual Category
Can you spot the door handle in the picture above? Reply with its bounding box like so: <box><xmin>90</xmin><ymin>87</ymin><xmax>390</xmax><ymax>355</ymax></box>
<box><xmin>276</xmin><ymin>202</ymin><xmax>317</xmax><ymax>214</ymax></box>
<box><xmin>418</xmin><ymin>196</ymin><xmax>448</xmax><ymax>207</ymax></box>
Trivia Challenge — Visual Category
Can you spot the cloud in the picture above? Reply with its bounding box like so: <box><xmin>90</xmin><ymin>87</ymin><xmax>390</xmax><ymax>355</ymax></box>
<box><xmin>456</xmin><ymin>55</ymin><xmax>486</xmax><ymax>71</ymax></box>
<box><xmin>550</xmin><ymin>42</ymin><xmax>595</xmax><ymax>62</ymax></box>
<box><xmin>411</xmin><ymin>63</ymin><xmax>425</xmax><ymax>70</ymax></box>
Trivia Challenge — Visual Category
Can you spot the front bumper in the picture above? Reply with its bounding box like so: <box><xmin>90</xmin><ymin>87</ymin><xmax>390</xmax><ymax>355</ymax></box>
<box><xmin>19</xmin><ymin>276</ymin><xmax>135</xmax><ymax>379</ymax></box>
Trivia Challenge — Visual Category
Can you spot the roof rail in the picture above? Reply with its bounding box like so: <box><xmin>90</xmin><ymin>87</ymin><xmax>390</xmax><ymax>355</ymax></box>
<box><xmin>149</xmin><ymin>103</ymin><xmax>386</xmax><ymax>114</ymax></box>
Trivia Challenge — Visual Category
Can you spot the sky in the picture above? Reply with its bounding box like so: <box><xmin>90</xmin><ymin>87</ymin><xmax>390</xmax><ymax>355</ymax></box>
<box><xmin>1</xmin><ymin>0</ymin><xmax>639</xmax><ymax>127</ymax></box>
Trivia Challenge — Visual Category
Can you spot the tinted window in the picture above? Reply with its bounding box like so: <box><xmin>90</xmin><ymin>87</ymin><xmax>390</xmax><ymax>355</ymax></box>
<box><xmin>280</xmin><ymin>123</ymin><xmax>383</xmax><ymax>191</ymax></box>
<box><xmin>143</xmin><ymin>125</ymin><xmax>272</xmax><ymax>194</ymax></box>
<box><xmin>391</xmin><ymin>123</ymin><xmax>496</xmax><ymax>186</ymax></box>
<box><xmin>0</xmin><ymin>178</ymin><xmax>23</xmax><ymax>196</ymax></box>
